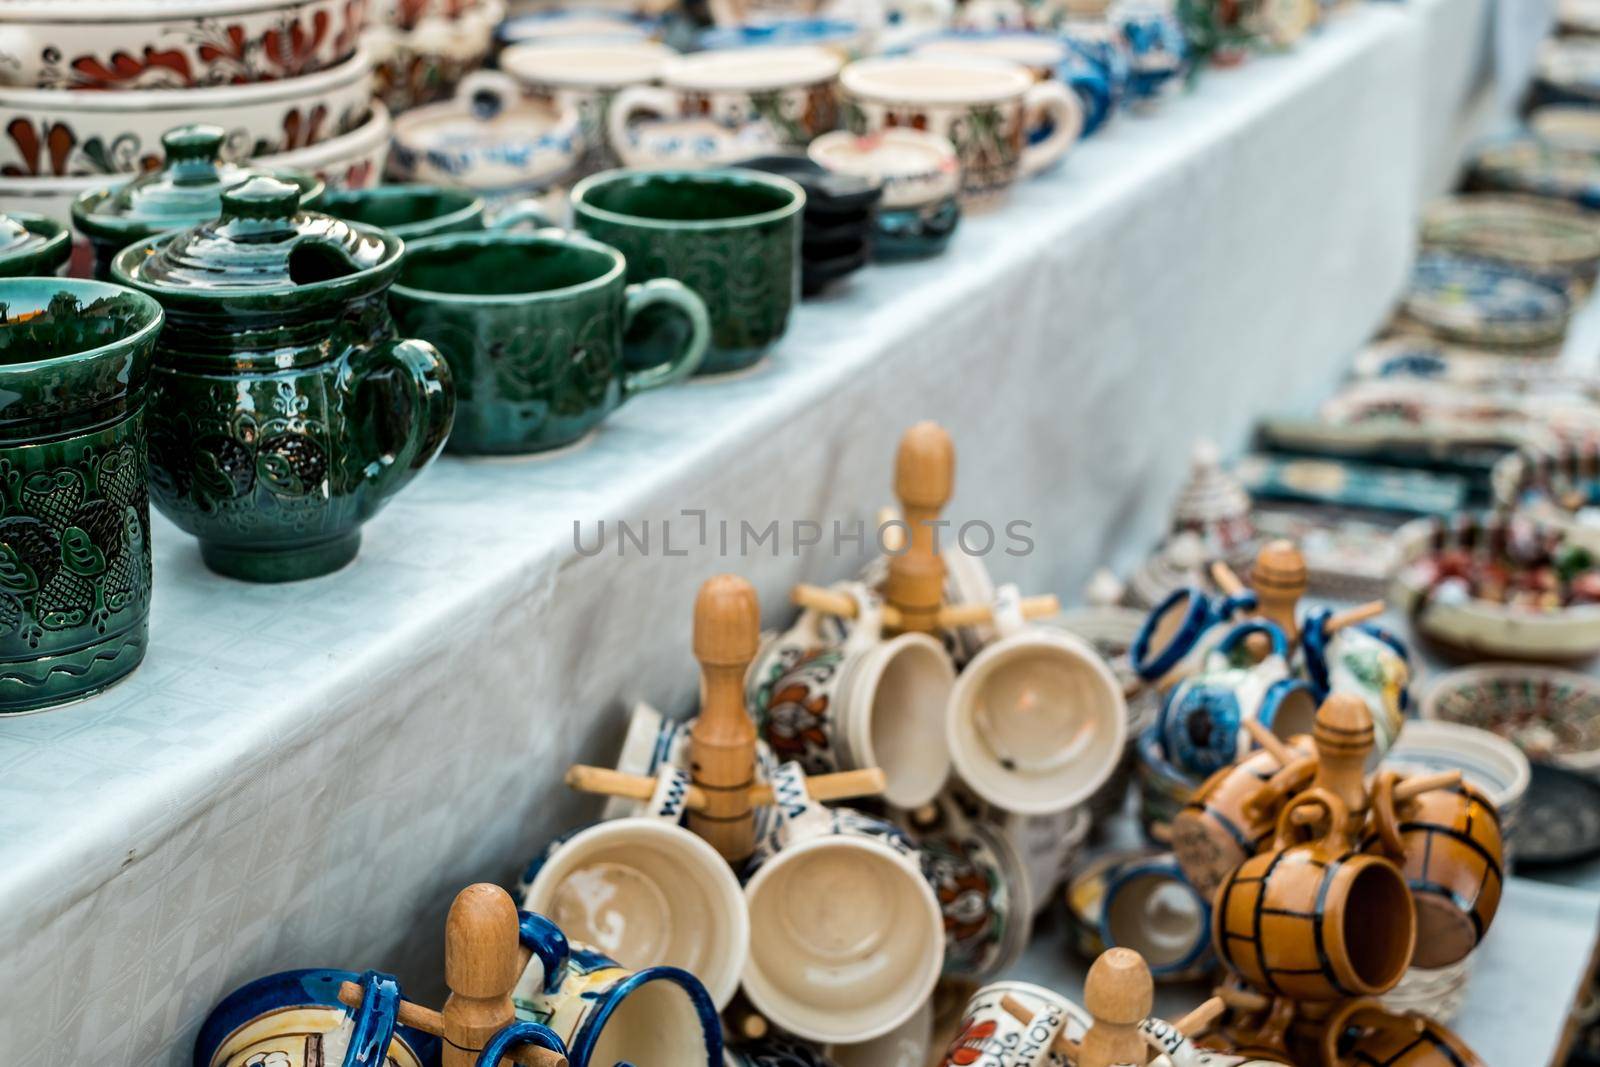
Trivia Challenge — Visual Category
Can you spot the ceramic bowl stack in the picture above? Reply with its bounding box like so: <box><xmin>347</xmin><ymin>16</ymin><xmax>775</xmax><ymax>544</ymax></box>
<box><xmin>0</xmin><ymin>0</ymin><xmax>383</xmax><ymax>228</ymax></box>
<box><xmin>735</xmin><ymin>153</ymin><xmax>882</xmax><ymax>295</ymax></box>
<box><xmin>1422</xmin><ymin>194</ymin><xmax>1600</xmax><ymax>293</ymax></box>
<box><xmin>809</xmin><ymin>129</ymin><xmax>963</xmax><ymax>259</ymax></box>
<box><xmin>1392</xmin><ymin>250</ymin><xmax>1576</xmax><ymax>359</ymax></box>
<box><xmin>364</xmin><ymin>0</ymin><xmax>505</xmax><ymax>113</ymax></box>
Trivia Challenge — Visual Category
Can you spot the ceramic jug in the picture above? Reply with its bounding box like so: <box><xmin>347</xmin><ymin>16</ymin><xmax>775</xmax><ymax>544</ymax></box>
<box><xmin>1300</xmin><ymin>605</ymin><xmax>1410</xmax><ymax>759</ymax></box>
<box><xmin>113</xmin><ymin>176</ymin><xmax>455</xmax><ymax>582</ymax></box>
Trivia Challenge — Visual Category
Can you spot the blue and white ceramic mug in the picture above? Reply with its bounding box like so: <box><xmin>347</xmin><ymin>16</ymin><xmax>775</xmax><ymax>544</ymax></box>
<box><xmin>1301</xmin><ymin>606</ymin><xmax>1410</xmax><ymax>759</ymax></box>
<box><xmin>1131</xmin><ymin>585</ymin><xmax>1258</xmax><ymax>685</ymax></box>
<box><xmin>518</xmin><ymin>767</ymin><xmax>750</xmax><ymax>1009</ymax></box>
<box><xmin>741</xmin><ymin>762</ymin><xmax>945</xmax><ymax>1046</ymax></box>
<box><xmin>194</xmin><ymin>969</ymin><xmax>441</xmax><ymax>1067</ymax></box>
<box><xmin>915</xmin><ymin>791</ymin><xmax>1034</xmax><ymax>982</ymax></box>
<box><xmin>601</xmin><ymin>701</ymin><xmax>780</xmax><ymax>820</ymax></box>
<box><xmin>1157</xmin><ymin>620</ymin><xmax>1319</xmax><ymax>776</ymax></box>
<box><xmin>513</xmin><ymin>910</ymin><xmax>722</xmax><ymax>1067</ymax></box>
<box><xmin>1112</xmin><ymin>0</ymin><xmax>1190</xmax><ymax>106</ymax></box>
<box><xmin>1097</xmin><ymin>855</ymin><xmax>1216</xmax><ymax>982</ymax></box>
<box><xmin>475</xmin><ymin>1021</ymin><xmax>568</xmax><ymax>1066</ymax></box>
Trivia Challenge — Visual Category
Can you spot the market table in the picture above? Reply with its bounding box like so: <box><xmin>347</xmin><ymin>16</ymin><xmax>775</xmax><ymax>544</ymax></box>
<box><xmin>0</xmin><ymin>2</ymin><xmax>1555</xmax><ymax>1063</ymax></box>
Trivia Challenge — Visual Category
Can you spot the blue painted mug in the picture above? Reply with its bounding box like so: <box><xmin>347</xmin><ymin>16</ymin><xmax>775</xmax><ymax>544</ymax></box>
<box><xmin>1097</xmin><ymin>855</ymin><xmax>1216</xmax><ymax>982</ymax></box>
<box><xmin>1130</xmin><ymin>585</ymin><xmax>1258</xmax><ymax>683</ymax></box>
<box><xmin>1300</xmin><ymin>606</ymin><xmax>1410</xmax><ymax>759</ymax></box>
<box><xmin>513</xmin><ymin>910</ymin><xmax>722</xmax><ymax>1067</ymax></box>
<box><xmin>1157</xmin><ymin>620</ymin><xmax>1319</xmax><ymax>776</ymax></box>
<box><xmin>475</xmin><ymin>1022</ymin><xmax>568</xmax><ymax>1066</ymax></box>
<box><xmin>1114</xmin><ymin>0</ymin><xmax>1190</xmax><ymax>106</ymax></box>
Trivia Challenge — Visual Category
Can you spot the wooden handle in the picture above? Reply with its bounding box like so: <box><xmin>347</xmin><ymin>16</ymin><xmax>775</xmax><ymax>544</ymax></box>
<box><xmin>689</xmin><ymin>575</ymin><xmax>761</xmax><ymax>864</ymax></box>
<box><xmin>1394</xmin><ymin>769</ymin><xmax>1463</xmax><ymax>802</ymax></box>
<box><xmin>337</xmin><ymin>983</ymin><xmax>566</xmax><ymax>1067</ymax></box>
<box><xmin>1210</xmin><ymin>561</ymin><xmax>1247</xmax><ymax>597</ymax></box>
<box><xmin>1174</xmin><ymin>997</ymin><xmax>1227</xmax><ymax>1038</ymax></box>
<box><xmin>1243</xmin><ymin>719</ymin><xmax>1297</xmax><ymax>767</ymax></box>
<box><xmin>1215</xmin><ymin>986</ymin><xmax>1272</xmax><ymax>1013</ymax></box>
<box><xmin>565</xmin><ymin>765</ymin><xmax>888</xmax><ymax>810</ymax></box>
<box><xmin>1000</xmin><ymin>994</ymin><xmax>1081</xmax><ymax>1059</ymax></box>
<box><xmin>791</xmin><ymin>584</ymin><xmax>1060</xmax><ymax>629</ymax></box>
<box><xmin>1323</xmin><ymin>600</ymin><xmax>1385</xmax><ymax>634</ymax></box>
<box><xmin>884</xmin><ymin>422</ymin><xmax>954</xmax><ymax>634</ymax></box>
<box><xmin>442</xmin><ymin>884</ymin><xmax>524</xmax><ymax>1067</ymax></box>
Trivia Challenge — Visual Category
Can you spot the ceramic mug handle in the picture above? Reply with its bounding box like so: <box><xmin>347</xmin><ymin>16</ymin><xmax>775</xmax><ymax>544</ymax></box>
<box><xmin>344</xmin><ymin>337</ymin><xmax>456</xmax><ymax>511</ymax></box>
<box><xmin>458</xmin><ymin>70</ymin><xmax>524</xmax><ymax>121</ymax></box>
<box><xmin>607</xmin><ymin>86</ymin><xmax>682</xmax><ymax>167</ymax></box>
<box><xmin>517</xmin><ymin>911</ymin><xmax>572</xmax><ymax>995</ymax></box>
<box><xmin>643</xmin><ymin>766</ymin><xmax>695</xmax><ymax>823</ymax></box>
<box><xmin>475</xmin><ymin>1021</ymin><xmax>569</xmax><ymax>1066</ymax></box>
<box><xmin>1272</xmin><ymin>788</ymin><xmax>1349</xmax><ymax>851</ymax></box>
<box><xmin>1019</xmin><ymin>80</ymin><xmax>1084</xmax><ymax>178</ymax></box>
<box><xmin>490</xmin><ymin>200</ymin><xmax>554</xmax><ymax>231</ymax></box>
<box><xmin>343</xmin><ymin>970</ymin><xmax>403</xmax><ymax>1067</ymax></box>
<box><xmin>768</xmin><ymin>761</ymin><xmax>834</xmax><ymax>847</ymax></box>
<box><xmin>620</xmin><ymin>279</ymin><xmax>710</xmax><ymax>395</ymax></box>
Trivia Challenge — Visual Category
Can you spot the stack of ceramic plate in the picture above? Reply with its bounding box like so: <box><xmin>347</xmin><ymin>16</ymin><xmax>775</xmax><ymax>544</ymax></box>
<box><xmin>1422</xmin><ymin>194</ymin><xmax>1600</xmax><ymax>290</ymax></box>
<box><xmin>735</xmin><ymin>153</ymin><xmax>883</xmax><ymax>296</ymax></box>
<box><xmin>1395</xmin><ymin>251</ymin><xmax>1575</xmax><ymax>357</ymax></box>
<box><xmin>364</xmin><ymin>0</ymin><xmax>506</xmax><ymax>113</ymax></box>
<box><xmin>0</xmin><ymin>0</ymin><xmax>385</xmax><ymax>225</ymax></box>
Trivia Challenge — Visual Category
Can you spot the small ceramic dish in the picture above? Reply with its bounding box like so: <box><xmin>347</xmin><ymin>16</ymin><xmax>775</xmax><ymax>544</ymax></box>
<box><xmin>1422</xmin><ymin>194</ymin><xmax>1600</xmax><ymax>286</ymax></box>
<box><xmin>1349</xmin><ymin>333</ymin><xmax>1584</xmax><ymax>387</ymax></box>
<box><xmin>1381</xmin><ymin>719</ymin><xmax>1531</xmax><ymax>836</ymax></box>
<box><xmin>0</xmin><ymin>208</ymin><xmax>69</xmax><ymax>276</ymax></box>
<box><xmin>876</xmin><ymin>196</ymin><xmax>961</xmax><ymax>259</ymax></box>
<box><xmin>1423</xmin><ymin>664</ymin><xmax>1600</xmax><ymax>775</ymax></box>
<box><xmin>1469</xmin><ymin>136</ymin><xmax>1600</xmax><ymax>212</ymax></box>
<box><xmin>1402</xmin><ymin>252</ymin><xmax>1574</xmax><ymax>350</ymax></box>
<box><xmin>1390</xmin><ymin>512</ymin><xmax>1600</xmax><ymax>663</ymax></box>
<box><xmin>807</xmin><ymin>129</ymin><xmax>961</xmax><ymax>211</ymax></box>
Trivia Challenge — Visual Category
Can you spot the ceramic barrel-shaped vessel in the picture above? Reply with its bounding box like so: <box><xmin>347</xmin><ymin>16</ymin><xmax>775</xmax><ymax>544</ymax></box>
<box><xmin>1363</xmin><ymin>780</ymin><xmax>1505</xmax><ymax>970</ymax></box>
<box><xmin>0</xmin><ymin>278</ymin><xmax>162</xmax><ymax>713</ymax></box>
<box><xmin>1316</xmin><ymin>1000</ymin><xmax>1488</xmax><ymax>1067</ymax></box>
<box><xmin>1170</xmin><ymin>739</ymin><xmax>1311</xmax><ymax>900</ymax></box>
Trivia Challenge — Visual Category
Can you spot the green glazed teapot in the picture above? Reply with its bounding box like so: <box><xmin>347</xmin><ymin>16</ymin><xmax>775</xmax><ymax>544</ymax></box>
<box><xmin>112</xmin><ymin>176</ymin><xmax>456</xmax><ymax>583</ymax></box>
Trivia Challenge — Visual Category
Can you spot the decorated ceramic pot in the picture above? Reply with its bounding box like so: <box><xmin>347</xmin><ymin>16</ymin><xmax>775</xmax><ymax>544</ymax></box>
<box><xmin>1300</xmin><ymin>606</ymin><xmax>1409</xmax><ymax>757</ymax></box>
<box><xmin>1381</xmin><ymin>719</ymin><xmax>1531</xmax><ymax>843</ymax></box>
<box><xmin>1402</xmin><ymin>252</ymin><xmax>1574</xmax><ymax>350</ymax></box>
<box><xmin>1059</xmin><ymin>14</ymin><xmax>1135</xmax><ymax>123</ymax></box>
<box><xmin>607</xmin><ymin>46</ymin><xmax>843</xmax><ymax>168</ymax></box>
<box><xmin>364</xmin><ymin>0</ymin><xmax>504</xmax><ymax>114</ymax></box>
<box><xmin>72</xmin><ymin>124</ymin><xmax>325</xmax><ymax>281</ymax></box>
<box><xmin>937</xmin><ymin>981</ymin><xmax>1081</xmax><ymax>1067</ymax></box>
<box><xmin>1170</xmin><ymin>440</ymin><xmax>1256</xmax><ymax>568</ymax></box>
<box><xmin>1130</xmin><ymin>584</ymin><xmax>1257</xmax><ymax>684</ymax></box>
<box><xmin>0</xmin><ymin>0</ymin><xmax>366</xmax><ymax>91</ymax></box>
<box><xmin>841</xmin><ymin>56</ymin><xmax>1081</xmax><ymax>200</ymax></box>
<box><xmin>808</xmin><ymin>127</ymin><xmax>962</xmax><ymax>258</ymax></box>
<box><xmin>113</xmin><ymin>176</ymin><xmax>455</xmax><ymax>582</ymax></box>
<box><xmin>514</xmin><ymin>910</ymin><xmax>722</xmax><ymax>1066</ymax></box>
<box><xmin>914</xmin><ymin>793</ymin><xmax>1034</xmax><ymax>981</ymax></box>
<box><xmin>0</xmin><ymin>208</ymin><xmax>68</xmax><ymax>276</ymax></box>
<box><xmin>501</xmin><ymin>40</ymin><xmax>677</xmax><ymax>172</ymax></box>
<box><xmin>0</xmin><ymin>48</ymin><xmax>372</xmax><ymax>179</ymax></box>
<box><xmin>0</xmin><ymin>278</ymin><xmax>162</xmax><ymax>713</ymax></box>
<box><xmin>389</xmin><ymin>71</ymin><xmax>584</xmax><ymax>198</ymax></box>
<box><xmin>194</xmin><ymin>968</ymin><xmax>442</xmax><ymax>1067</ymax></box>
<box><xmin>907</xmin><ymin>31</ymin><xmax>1115</xmax><ymax>141</ymax></box>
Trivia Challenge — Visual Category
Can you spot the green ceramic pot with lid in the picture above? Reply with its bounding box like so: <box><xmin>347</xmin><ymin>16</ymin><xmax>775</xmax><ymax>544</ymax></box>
<box><xmin>0</xmin><ymin>277</ymin><xmax>163</xmax><ymax>713</ymax></box>
<box><xmin>72</xmin><ymin>124</ymin><xmax>325</xmax><ymax>282</ymax></box>
<box><xmin>111</xmin><ymin>175</ymin><xmax>455</xmax><ymax>583</ymax></box>
<box><xmin>0</xmin><ymin>210</ymin><xmax>71</xmax><ymax>278</ymax></box>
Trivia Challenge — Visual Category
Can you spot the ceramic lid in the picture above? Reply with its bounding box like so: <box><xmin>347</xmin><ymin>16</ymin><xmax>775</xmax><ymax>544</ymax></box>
<box><xmin>72</xmin><ymin>125</ymin><xmax>324</xmax><ymax>242</ymax></box>
<box><xmin>808</xmin><ymin>129</ymin><xmax>960</xmax><ymax>209</ymax></box>
<box><xmin>117</xmin><ymin>175</ymin><xmax>397</xmax><ymax>294</ymax></box>
<box><xmin>0</xmin><ymin>209</ymin><xmax>70</xmax><ymax>276</ymax></box>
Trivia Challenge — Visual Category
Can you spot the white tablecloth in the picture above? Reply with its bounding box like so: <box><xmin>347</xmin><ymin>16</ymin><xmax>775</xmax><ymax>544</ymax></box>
<box><xmin>0</xmin><ymin>3</ymin><xmax>1544</xmax><ymax>1063</ymax></box>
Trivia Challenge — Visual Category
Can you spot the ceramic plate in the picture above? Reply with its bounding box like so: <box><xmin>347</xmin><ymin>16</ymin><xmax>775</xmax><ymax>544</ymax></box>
<box><xmin>1511</xmin><ymin>762</ymin><xmax>1600</xmax><ymax>869</ymax></box>
<box><xmin>1422</xmin><ymin>194</ymin><xmax>1600</xmax><ymax>280</ymax></box>
<box><xmin>1470</xmin><ymin>137</ymin><xmax>1600</xmax><ymax>212</ymax></box>
<box><xmin>1423</xmin><ymin>664</ymin><xmax>1600</xmax><ymax>774</ymax></box>
<box><xmin>1403</xmin><ymin>252</ymin><xmax>1573</xmax><ymax>348</ymax></box>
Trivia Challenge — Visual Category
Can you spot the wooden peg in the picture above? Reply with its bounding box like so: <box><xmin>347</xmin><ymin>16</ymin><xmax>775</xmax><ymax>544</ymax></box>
<box><xmin>1174</xmin><ymin>997</ymin><xmax>1228</xmax><ymax>1038</ymax></box>
<box><xmin>883</xmin><ymin>422</ymin><xmax>954</xmax><ymax>635</ymax></box>
<box><xmin>998</xmin><ymin>995</ymin><xmax>1081</xmax><ymax>1061</ymax></box>
<box><xmin>1249</xmin><ymin>540</ymin><xmax>1307</xmax><ymax>644</ymax></box>
<box><xmin>1210</xmin><ymin>561</ymin><xmax>1247</xmax><ymax>597</ymax></box>
<box><xmin>1394</xmin><ymin>769</ymin><xmax>1463</xmax><ymax>802</ymax></box>
<box><xmin>938</xmin><ymin>595</ymin><xmax>1060</xmax><ymax>628</ymax></box>
<box><xmin>689</xmin><ymin>575</ymin><xmax>762</xmax><ymax>864</ymax></box>
<box><xmin>1310</xmin><ymin>693</ymin><xmax>1375</xmax><ymax>823</ymax></box>
<box><xmin>336</xmin><ymin>984</ymin><xmax>565</xmax><ymax>1067</ymax></box>
<box><xmin>564</xmin><ymin>765</ymin><xmax>887</xmax><ymax>810</ymax></box>
<box><xmin>1243</xmin><ymin>719</ymin><xmax>1298</xmax><ymax>767</ymax></box>
<box><xmin>723</xmin><ymin>1001</ymin><xmax>769</xmax><ymax>1042</ymax></box>
<box><xmin>790</xmin><ymin>584</ymin><xmax>1059</xmax><ymax>630</ymax></box>
<box><xmin>441</xmin><ymin>884</ymin><xmax>525</xmax><ymax>1067</ymax></box>
<box><xmin>1214</xmin><ymin>986</ymin><xmax>1272</xmax><ymax>1014</ymax></box>
<box><xmin>1322</xmin><ymin>600</ymin><xmax>1385</xmax><ymax>635</ymax></box>
<box><xmin>1080</xmin><ymin>948</ymin><xmax>1154</xmax><ymax>1067</ymax></box>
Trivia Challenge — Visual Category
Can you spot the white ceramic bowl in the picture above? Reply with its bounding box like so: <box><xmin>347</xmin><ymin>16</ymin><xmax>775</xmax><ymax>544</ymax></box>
<box><xmin>1422</xmin><ymin>663</ymin><xmax>1600</xmax><ymax>775</ymax></box>
<box><xmin>0</xmin><ymin>47</ymin><xmax>373</xmax><ymax>179</ymax></box>
<box><xmin>0</xmin><ymin>0</ymin><xmax>366</xmax><ymax>90</ymax></box>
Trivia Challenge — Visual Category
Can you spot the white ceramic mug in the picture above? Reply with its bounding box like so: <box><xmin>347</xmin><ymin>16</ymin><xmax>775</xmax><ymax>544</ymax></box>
<box><xmin>839</xmin><ymin>57</ymin><xmax>1082</xmax><ymax>200</ymax></box>
<box><xmin>746</xmin><ymin>582</ymin><xmax>956</xmax><ymax>809</ymax></box>
<box><xmin>500</xmin><ymin>41</ymin><xmax>676</xmax><ymax>172</ymax></box>
<box><xmin>947</xmin><ymin>584</ymin><xmax>1129</xmax><ymax>814</ymax></box>
<box><xmin>937</xmin><ymin>981</ymin><xmax>1078</xmax><ymax>1067</ymax></box>
<box><xmin>520</xmin><ymin>767</ymin><xmax>751</xmax><ymax>1010</ymax></box>
<box><xmin>741</xmin><ymin>762</ymin><xmax>944</xmax><ymax>1045</ymax></box>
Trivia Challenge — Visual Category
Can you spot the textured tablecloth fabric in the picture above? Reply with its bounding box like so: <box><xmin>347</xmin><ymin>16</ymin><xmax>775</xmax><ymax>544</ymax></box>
<box><xmin>0</xmin><ymin>2</ymin><xmax>1547</xmax><ymax>1063</ymax></box>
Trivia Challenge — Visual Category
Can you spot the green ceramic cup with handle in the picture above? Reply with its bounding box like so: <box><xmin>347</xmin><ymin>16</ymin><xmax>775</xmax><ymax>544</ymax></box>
<box><xmin>316</xmin><ymin>185</ymin><xmax>552</xmax><ymax>241</ymax></box>
<box><xmin>569</xmin><ymin>168</ymin><xmax>804</xmax><ymax>376</ymax></box>
<box><xmin>389</xmin><ymin>228</ymin><xmax>710</xmax><ymax>455</ymax></box>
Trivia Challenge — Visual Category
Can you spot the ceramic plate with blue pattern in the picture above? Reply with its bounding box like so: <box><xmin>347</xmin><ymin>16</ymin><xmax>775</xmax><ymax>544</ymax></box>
<box><xmin>1403</xmin><ymin>251</ymin><xmax>1573</xmax><ymax>347</ymax></box>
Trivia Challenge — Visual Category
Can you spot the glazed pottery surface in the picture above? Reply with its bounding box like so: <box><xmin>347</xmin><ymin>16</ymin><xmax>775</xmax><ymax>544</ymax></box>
<box><xmin>1422</xmin><ymin>663</ymin><xmax>1600</xmax><ymax>774</ymax></box>
<box><xmin>1422</xmin><ymin>194</ymin><xmax>1600</xmax><ymax>284</ymax></box>
<box><xmin>475</xmin><ymin>1021</ymin><xmax>569</xmax><ymax>1067</ymax></box>
<box><xmin>519</xmin><ymin>767</ymin><xmax>750</xmax><ymax>1009</ymax></box>
<box><xmin>0</xmin><ymin>0</ymin><xmax>367</xmax><ymax>90</ymax></box>
<box><xmin>194</xmin><ymin>968</ymin><xmax>441</xmax><ymax>1067</ymax></box>
<box><xmin>1380</xmin><ymin>718</ymin><xmax>1531</xmax><ymax>840</ymax></box>
<box><xmin>365</xmin><ymin>0</ymin><xmax>504</xmax><ymax>114</ymax></box>
<box><xmin>606</xmin><ymin>46</ymin><xmax>843</xmax><ymax>167</ymax></box>
<box><xmin>1470</xmin><ymin>135</ymin><xmax>1600</xmax><ymax>211</ymax></box>
<box><xmin>1130</xmin><ymin>584</ymin><xmax>1257</xmax><ymax>684</ymax></box>
<box><xmin>318</xmin><ymin>184</ymin><xmax>550</xmax><ymax>240</ymax></box>
<box><xmin>907</xmin><ymin>30</ymin><xmax>1120</xmax><ymax>139</ymax></box>
<box><xmin>513</xmin><ymin>910</ymin><xmax>723</xmax><ymax>1067</ymax></box>
<box><xmin>571</xmin><ymin>168</ymin><xmax>804</xmax><ymax>375</ymax></box>
<box><xmin>726</xmin><ymin>1037</ymin><xmax>840</xmax><ymax>1066</ymax></box>
<box><xmin>501</xmin><ymin>40</ymin><xmax>678</xmax><ymax>172</ymax></box>
<box><xmin>72</xmin><ymin>124</ymin><xmax>325</xmax><ymax>281</ymax></box>
<box><xmin>1317</xmin><ymin>1000</ymin><xmax>1487</xmax><ymax>1067</ymax></box>
<box><xmin>1403</xmin><ymin>252</ymin><xmax>1573</xmax><ymax>349</ymax></box>
<box><xmin>915</xmin><ymin>792</ymin><xmax>1033</xmax><ymax>980</ymax></box>
<box><xmin>1300</xmin><ymin>606</ymin><xmax>1409</xmax><ymax>757</ymax></box>
<box><xmin>1109</xmin><ymin>3</ymin><xmax>1189</xmax><ymax>103</ymax></box>
<box><xmin>807</xmin><ymin>128</ymin><xmax>961</xmax><ymax>211</ymax></box>
<box><xmin>113</xmin><ymin>176</ymin><xmax>455</xmax><ymax>582</ymax></box>
<box><xmin>840</xmin><ymin>57</ymin><xmax>1082</xmax><ymax>200</ymax></box>
<box><xmin>741</xmin><ymin>762</ymin><xmax>944</xmax><ymax>1045</ymax></box>
<box><xmin>0</xmin><ymin>208</ymin><xmax>69</xmax><ymax>276</ymax></box>
<box><xmin>390</xmin><ymin>228</ymin><xmax>707</xmax><ymax>453</ymax></box>
<box><xmin>937</xmin><ymin>980</ymin><xmax>1082</xmax><ymax>1067</ymax></box>
<box><xmin>0</xmin><ymin>48</ymin><xmax>373</xmax><ymax>179</ymax></box>
<box><xmin>746</xmin><ymin>582</ymin><xmax>956</xmax><ymax>808</ymax></box>
<box><xmin>1214</xmin><ymin>790</ymin><xmax>1416</xmax><ymax>1002</ymax></box>
<box><xmin>0</xmin><ymin>278</ymin><xmax>162</xmax><ymax>713</ymax></box>
<box><xmin>1135</xmin><ymin>725</ymin><xmax>1202</xmax><ymax>837</ymax></box>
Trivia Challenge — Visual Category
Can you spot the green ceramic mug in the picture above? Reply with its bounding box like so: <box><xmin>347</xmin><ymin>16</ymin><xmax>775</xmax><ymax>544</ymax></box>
<box><xmin>569</xmin><ymin>168</ymin><xmax>805</xmax><ymax>376</ymax></box>
<box><xmin>317</xmin><ymin>185</ymin><xmax>552</xmax><ymax>241</ymax></box>
<box><xmin>0</xmin><ymin>277</ymin><xmax>163</xmax><ymax>713</ymax></box>
<box><xmin>390</xmin><ymin>229</ymin><xmax>710</xmax><ymax>454</ymax></box>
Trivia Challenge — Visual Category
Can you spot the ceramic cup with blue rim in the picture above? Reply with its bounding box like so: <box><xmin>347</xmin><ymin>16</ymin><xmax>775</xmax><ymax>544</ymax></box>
<box><xmin>474</xmin><ymin>1021</ymin><xmax>569</xmax><ymax>1067</ymax></box>
<box><xmin>570</xmin><ymin>167</ymin><xmax>805</xmax><ymax>375</ymax></box>
<box><xmin>745</xmin><ymin>582</ymin><xmax>957</xmax><ymax>810</ymax></box>
<box><xmin>194</xmin><ymin>969</ymin><xmax>442</xmax><ymax>1067</ymax></box>
<box><xmin>318</xmin><ymin>185</ymin><xmax>552</xmax><ymax>241</ymax></box>
<box><xmin>915</xmin><ymin>790</ymin><xmax>1034</xmax><ymax>981</ymax></box>
<box><xmin>1131</xmin><ymin>585</ymin><xmax>1259</xmax><ymax>686</ymax></box>
<box><xmin>741</xmin><ymin>761</ymin><xmax>945</xmax><ymax>1045</ymax></box>
<box><xmin>1097</xmin><ymin>854</ymin><xmax>1216</xmax><ymax>983</ymax></box>
<box><xmin>518</xmin><ymin>767</ymin><xmax>751</xmax><ymax>1010</ymax></box>
<box><xmin>513</xmin><ymin>909</ymin><xmax>722</xmax><ymax>1067</ymax></box>
<box><xmin>1157</xmin><ymin>620</ymin><xmax>1319</xmax><ymax>777</ymax></box>
<box><xmin>389</xmin><ymin>228</ymin><xmax>709</xmax><ymax>454</ymax></box>
<box><xmin>1301</xmin><ymin>605</ymin><xmax>1410</xmax><ymax>760</ymax></box>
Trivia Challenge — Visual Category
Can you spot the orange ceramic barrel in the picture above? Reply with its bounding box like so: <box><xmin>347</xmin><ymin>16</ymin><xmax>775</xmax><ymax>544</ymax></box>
<box><xmin>1213</xmin><ymin>790</ymin><xmax>1416</xmax><ymax>1002</ymax></box>
<box><xmin>1171</xmin><ymin>740</ymin><xmax>1314</xmax><ymax>899</ymax></box>
<box><xmin>1363</xmin><ymin>777</ymin><xmax>1505</xmax><ymax>970</ymax></box>
<box><xmin>1318</xmin><ymin>1000</ymin><xmax>1487</xmax><ymax>1067</ymax></box>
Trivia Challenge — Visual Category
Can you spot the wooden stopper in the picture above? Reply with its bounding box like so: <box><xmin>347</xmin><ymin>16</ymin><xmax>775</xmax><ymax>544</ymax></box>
<box><xmin>337</xmin><ymin>983</ymin><xmax>565</xmax><ymax>1067</ymax></box>
<box><xmin>1311</xmin><ymin>693</ymin><xmax>1376</xmax><ymax>824</ymax></box>
<box><xmin>1249</xmin><ymin>540</ymin><xmax>1307</xmax><ymax>644</ymax></box>
<box><xmin>883</xmin><ymin>422</ymin><xmax>954</xmax><ymax>634</ymax></box>
<box><xmin>1079</xmin><ymin>949</ymin><xmax>1154</xmax><ymax>1067</ymax></box>
<box><xmin>688</xmin><ymin>575</ymin><xmax>761</xmax><ymax>864</ymax></box>
<box><xmin>441</xmin><ymin>884</ymin><xmax>524</xmax><ymax>1067</ymax></box>
<box><xmin>1243</xmin><ymin>718</ymin><xmax>1298</xmax><ymax>767</ymax></box>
